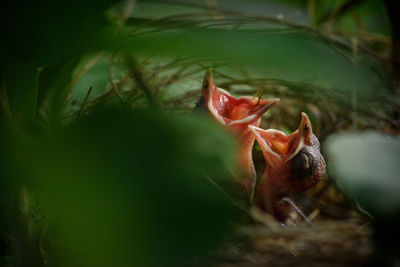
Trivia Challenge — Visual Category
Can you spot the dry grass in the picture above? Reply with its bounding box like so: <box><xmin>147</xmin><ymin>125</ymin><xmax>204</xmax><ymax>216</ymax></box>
<box><xmin>210</xmin><ymin>213</ymin><xmax>372</xmax><ymax>266</ymax></box>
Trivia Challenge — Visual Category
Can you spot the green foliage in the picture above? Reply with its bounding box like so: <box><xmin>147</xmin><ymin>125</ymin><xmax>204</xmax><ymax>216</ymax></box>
<box><xmin>0</xmin><ymin>0</ymin><xmax>117</xmax><ymax>121</ymax></box>
<box><xmin>1</xmin><ymin>108</ymin><xmax>240</xmax><ymax>266</ymax></box>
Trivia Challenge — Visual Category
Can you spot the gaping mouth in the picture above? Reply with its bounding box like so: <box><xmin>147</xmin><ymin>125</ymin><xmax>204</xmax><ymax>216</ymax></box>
<box><xmin>249</xmin><ymin>112</ymin><xmax>312</xmax><ymax>162</ymax></box>
<box><xmin>202</xmin><ymin>69</ymin><xmax>279</xmax><ymax>127</ymax></box>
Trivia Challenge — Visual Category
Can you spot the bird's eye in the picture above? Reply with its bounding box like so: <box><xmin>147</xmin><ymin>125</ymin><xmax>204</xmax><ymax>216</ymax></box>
<box><xmin>302</xmin><ymin>153</ymin><xmax>310</xmax><ymax>170</ymax></box>
<box><xmin>290</xmin><ymin>148</ymin><xmax>313</xmax><ymax>180</ymax></box>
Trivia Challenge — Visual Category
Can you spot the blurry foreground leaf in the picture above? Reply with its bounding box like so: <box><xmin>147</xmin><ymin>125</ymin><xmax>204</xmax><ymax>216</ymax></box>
<box><xmin>6</xmin><ymin>108</ymin><xmax>240</xmax><ymax>266</ymax></box>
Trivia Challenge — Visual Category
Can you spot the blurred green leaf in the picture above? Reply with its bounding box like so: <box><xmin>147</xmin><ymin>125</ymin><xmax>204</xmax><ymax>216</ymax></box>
<box><xmin>9</xmin><ymin>108</ymin><xmax>240</xmax><ymax>266</ymax></box>
<box><xmin>325</xmin><ymin>131</ymin><xmax>400</xmax><ymax>217</ymax></box>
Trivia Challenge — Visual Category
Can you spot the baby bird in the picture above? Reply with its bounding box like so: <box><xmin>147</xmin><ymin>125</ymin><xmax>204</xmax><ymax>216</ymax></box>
<box><xmin>196</xmin><ymin>69</ymin><xmax>279</xmax><ymax>198</ymax></box>
<box><xmin>249</xmin><ymin>113</ymin><xmax>326</xmax><ymax>219</ymax></box>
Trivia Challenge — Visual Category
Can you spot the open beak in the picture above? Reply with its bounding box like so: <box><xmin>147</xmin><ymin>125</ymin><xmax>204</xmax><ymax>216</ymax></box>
<box><xmin>249</xmin><ymin>112</ymin><xmax>312</xmax><ymax>163</ymax></box>
<box><xmin>286</xmin><ymin>112</ymin><xmax>313</xmax><ymax>161</ymax></box>
<box><xmin>201</xmin><ymin>69</ymin><xmax>280</xmax><ymax>198</ymax></box>
<box><xmin>249</xmin><ymin>112</ymin><xmax>322</xmax><ymax>203</ymax></box>
<box><xmin>202</xmin><ymin>69</ymin><xmax>279</xmax><ymax>128</ymax></box>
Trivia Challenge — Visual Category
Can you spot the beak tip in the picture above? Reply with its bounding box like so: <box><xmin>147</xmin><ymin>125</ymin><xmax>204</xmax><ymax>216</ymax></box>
<box><xmin>205</xmin><ymin>68</ymin><xmax>213</xmax><ymax>79</ymax></box>
<box><xmin>203</xmin><ymin>68</ymin><xmax>215</xmax><ymax>90</ymax></box>
<box><xmin>301</xmin><ymin>112</ymin><xmax>310</xmax><ymax>122</ymax></box>
<box><xmin>299</xmin><ymin>112</ymin><xmax>313</xmax><ymax>141</ymax></box>
<box><xmin>267</xmin><ymin>98</ymin><xmax>280</xmax><ymax>107</ymax></box>
<box><xmin>269</xmin><ymin>98</ymin><xmax>280</xmax><ymax>105</ymax></box>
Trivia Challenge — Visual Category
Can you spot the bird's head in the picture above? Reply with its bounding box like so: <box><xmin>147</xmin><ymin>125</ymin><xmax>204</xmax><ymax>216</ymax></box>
<box><xmin>249</xmin><ymin>112</ymin><xmax>326</xmax><ymax>194</ymax></box>
<box><xmin>202</xmin><ymin>69</ymin><xmax>279</xmax><ymax>134</ymax></box>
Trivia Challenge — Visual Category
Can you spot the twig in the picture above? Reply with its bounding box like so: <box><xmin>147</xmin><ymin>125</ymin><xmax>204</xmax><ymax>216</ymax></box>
<box><xmin>307</xmin><ymin>209</ymin><xmax>320</xmax><ymax>222</ymax></box>
<box><xmin>78</xmin><ymin>86</ymin><xmax>93</xmax><ymax>118</ymax></box>
<box><xmin>108</xmin><ymin>56</ymin><xmax>125</xmax><ymax>104</ymax></box>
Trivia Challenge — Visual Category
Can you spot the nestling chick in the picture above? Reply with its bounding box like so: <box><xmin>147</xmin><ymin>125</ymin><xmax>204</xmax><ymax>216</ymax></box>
<box><xmin>195</xmin><ymin>69</ymin><xmax>279</xmax><ymax>197</ymax></box>
<box><xmin>249</xmin><ymin>113</ymin><xmax>326</xmax><ymax>218</ymax></box>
